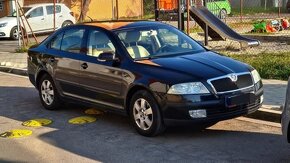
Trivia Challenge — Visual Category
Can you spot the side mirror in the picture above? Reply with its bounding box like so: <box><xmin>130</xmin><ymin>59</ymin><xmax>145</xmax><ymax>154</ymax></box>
<box><xmin>97</xmin><ymin>52</ymin><xmax>119</xmax><ymax>62</ymax></box>
<box><xmin>26</xmin><ymin>14</ymin><xmax>31</xmax><ymax>19</ymax></box>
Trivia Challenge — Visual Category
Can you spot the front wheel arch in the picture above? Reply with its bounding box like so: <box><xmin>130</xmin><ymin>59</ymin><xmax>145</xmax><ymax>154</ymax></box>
<box><xmin>125</xmin><ymin>85</ymin><xmax>162</xmax><ymax>117</ymax></box>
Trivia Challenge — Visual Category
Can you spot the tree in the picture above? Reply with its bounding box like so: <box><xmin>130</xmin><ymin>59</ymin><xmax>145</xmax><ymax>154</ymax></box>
<box><xmin>79</xmin><ymin>0</ymin><xmax>91</xmax><ymax>22</ymax></box>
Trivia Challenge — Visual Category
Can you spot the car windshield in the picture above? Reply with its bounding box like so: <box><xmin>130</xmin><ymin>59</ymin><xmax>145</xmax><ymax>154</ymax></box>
<box><xmin>114</xmin><ymin>25</ymin><xmax>205</xmax><ymax>60</ymax></box>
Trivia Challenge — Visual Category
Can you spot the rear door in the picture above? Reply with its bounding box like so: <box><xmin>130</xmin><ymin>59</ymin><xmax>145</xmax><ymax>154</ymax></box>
<box><xmin>45</xmin><ymin>27</ymin><xmax>86</xmax><ymax>97</ymax></box>
<box><xmin>45</xmin><ymin>5</ymin><xmax>63</xmax><ymax>30</ymax></box>
<box><xmin>77</xmin><ymin>29</ymin><xmax>124</xmax><ymax>109</ymax></box>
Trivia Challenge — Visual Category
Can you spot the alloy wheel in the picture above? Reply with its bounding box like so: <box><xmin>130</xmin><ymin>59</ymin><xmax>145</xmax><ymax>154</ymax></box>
<box><xmin>40</xmin><ymin>80</ymin><xmax>54</xmax><ymax>106</ymax></box>
<box><xmin>133</xmin><ymin>98</ymin><xmax>153</xmax><ymax>130</ymax></box>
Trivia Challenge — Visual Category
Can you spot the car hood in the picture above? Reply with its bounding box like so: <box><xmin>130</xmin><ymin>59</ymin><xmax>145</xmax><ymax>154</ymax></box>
<box><xmin>145</xmin><ymin>51</ymin><xmax>252</xmax><ymax>81</ymax></box>
<box><xmin>0</xmin><ymin>16</ymin><xmax>16</xmax><ymax>24</ymax></box>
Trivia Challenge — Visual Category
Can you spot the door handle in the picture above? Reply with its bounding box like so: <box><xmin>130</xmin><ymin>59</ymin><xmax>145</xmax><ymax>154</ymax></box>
<box><xmin>81</xmin><ymin>63</ymin><xmax>88</xmax><ymax>69</ymax></box>
<box><xmin>59</xmin><ymin>15</ymin><xmax>63</xmax><ymax>17</ymax></box>
<box><xmin>41</xmin><ymin>18</ymin><xmax>44</xmax><ymax>20</ymax></box>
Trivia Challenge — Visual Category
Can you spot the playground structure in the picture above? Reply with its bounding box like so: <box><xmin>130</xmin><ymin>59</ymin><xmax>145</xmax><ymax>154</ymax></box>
<box><xmin>154</xmin><ymin>0</ymin><xmax>260</xmax><ymax>48</ymax></box>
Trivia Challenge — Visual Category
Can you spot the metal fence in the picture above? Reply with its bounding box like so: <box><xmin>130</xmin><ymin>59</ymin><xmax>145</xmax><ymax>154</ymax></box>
<box><xmin>149</xmin><ymin>0</ymin><xmax>290</xmax><ymax>54</ymax></box>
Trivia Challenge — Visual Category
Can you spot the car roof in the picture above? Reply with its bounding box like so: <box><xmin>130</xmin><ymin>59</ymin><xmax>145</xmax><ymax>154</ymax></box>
<box><xmin>83</xmin><ymin>21</ymin><xmax>166</xmax><ymax>31</ymax></box>
<box><xmin>24</xmin><ymin>3</ymin><xmax>64</xmax><ymax>8</ymax></box>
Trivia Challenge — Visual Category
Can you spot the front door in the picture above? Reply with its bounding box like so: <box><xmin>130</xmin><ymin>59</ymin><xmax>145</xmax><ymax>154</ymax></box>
<box><xmin>26</xmin><ymin>6</ymin><xmax>46</xmax><ymax>32</ymax></box>
<box><xmin>78</xmin><ymin>29</ymin><xmax>124</xmax><ymax>109</ymax></box>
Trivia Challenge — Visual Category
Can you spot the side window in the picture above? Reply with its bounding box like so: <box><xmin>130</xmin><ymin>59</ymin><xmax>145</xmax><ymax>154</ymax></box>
<box><xmin>29</xmin><ymin>7</ymin><xmax>44</xmax><ymax>18</ymax></box>
<box><xmin>46</xmin><ymin>5</ymin><xmax>61</xmax><ymax>15</ymax></box>
<box><xmin>61</xmin><ymin>29</ymin><xmax>85</xmax><ymax>53</ymax></box>
<box><xmin>49</xmin><ymin>32</ymin><xmax>63</xmax><ymax>50</ymax></box>
<box><xmin>87</xmin><ymin>30</ymin><xmax>116</xmax><ymax>57</ymax></box>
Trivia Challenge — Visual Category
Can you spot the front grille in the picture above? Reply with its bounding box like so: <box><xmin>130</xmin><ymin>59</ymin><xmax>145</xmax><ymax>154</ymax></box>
<box><xmin>209</xmin><ymin>73</ymin><xmax>253</xmax><ymax>93</ymax></box>
<box><xmin>206</xmin><ymin>98</ymin><xmax>261</xmax><ymax>119</ymax></box>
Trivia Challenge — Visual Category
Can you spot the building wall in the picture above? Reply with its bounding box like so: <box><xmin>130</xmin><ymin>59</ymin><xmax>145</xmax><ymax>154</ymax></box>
<box><xmin>0</xmin><ymin>0</ymin><xmax>143</xmax><ymax>20</ymax></box>
<box><xmin>0</xmin><ymin>0</ymin><xmax>9</xmax><ymax>18</ymax></box>
<box><xmin>118</xmin><ymin>0</ymin><xmax>143</xmax><ymax>19</ymax></box>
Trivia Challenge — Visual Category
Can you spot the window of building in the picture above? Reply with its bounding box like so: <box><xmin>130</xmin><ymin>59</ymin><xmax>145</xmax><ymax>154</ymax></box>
<box><xmin>0</xmin><ymin>1</ymin><xmax>4</xmax><ymax>11</ymax></box>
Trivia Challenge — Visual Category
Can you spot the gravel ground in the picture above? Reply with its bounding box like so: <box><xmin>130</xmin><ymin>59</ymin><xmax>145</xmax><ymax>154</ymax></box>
<box><xmin>190</xmin><ymin>33</ymin><xmax>290</xmax><ymax>55</ymax></box>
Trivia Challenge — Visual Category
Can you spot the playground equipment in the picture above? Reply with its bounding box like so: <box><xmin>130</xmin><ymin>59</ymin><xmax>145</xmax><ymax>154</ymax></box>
<box><xmin>154</xmin><ymin>0</ymin><xmax>260</xmax><ymax>48</ymax></box>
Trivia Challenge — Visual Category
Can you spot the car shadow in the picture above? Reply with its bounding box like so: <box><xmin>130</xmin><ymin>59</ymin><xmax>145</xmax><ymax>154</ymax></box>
<box><xmin>0</xmin><ymin>86</ymin><xmax>290</xmax><ymax>162</ymax></box>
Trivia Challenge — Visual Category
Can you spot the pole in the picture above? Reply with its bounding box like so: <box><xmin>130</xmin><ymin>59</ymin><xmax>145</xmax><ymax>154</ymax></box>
<box><xmin>278</xmin><ymin>0</ymin><xmax>281</xmax><ymax>17</ymax></box>
<box><xmin>240</xmin><ymin>0</ymin><xmax>243</xmax><ymax>22</ymax></box>
<box><xmin>116</xmin><ymin>0</ymin><xmax>119</xmax><ymax>20</ymax></box>
<box><xmin>154</xmin><ymin>0</ymin><xmax>159</xmax><ymax>21</ymax></box>
<box><xmin>178</xmin><ymin>0</ymin><xmax>182</xmax><ymax>30</ymax></box>
<box><xmin>53</xmin><ymin>0</ymin><xmax>56</xmax><ymax>31</ymax></box>
<box><xmin>204</xmin><ymin>0</ymin><xmax>208</xmax><ymax>46</ymax></box>
<box><xmin>15</xmin><ymin>0</ymin><xmax>21</xmax><ymax>48</ymax></box>
<box><xmin>186</xmin><ymin>0</ymin><xmax>190</xmax><ymax>35</ymax></box>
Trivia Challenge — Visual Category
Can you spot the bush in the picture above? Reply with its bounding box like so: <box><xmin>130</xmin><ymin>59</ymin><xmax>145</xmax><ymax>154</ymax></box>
<box><xmin>227</xmin><ymin>53</ymin><xmax>290</xmax><ymax>81</ymax></box>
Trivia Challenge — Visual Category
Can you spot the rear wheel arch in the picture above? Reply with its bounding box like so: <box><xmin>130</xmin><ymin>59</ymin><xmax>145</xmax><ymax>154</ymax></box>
<box><xmin>36</xmin><ymin>70</ymin><xmax>50</xmax><ymax>90</ymax></box>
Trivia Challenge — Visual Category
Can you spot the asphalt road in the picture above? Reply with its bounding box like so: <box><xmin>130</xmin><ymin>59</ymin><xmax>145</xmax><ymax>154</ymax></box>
<box><xmin>0</xmin><ymin>35</ymin><xmax>49</xmax><ymax>53</ymax></box>
<box><xmin>0</xmin><ymin>72</ymin><xmax>289</xmax><ymax>162</ymax></box>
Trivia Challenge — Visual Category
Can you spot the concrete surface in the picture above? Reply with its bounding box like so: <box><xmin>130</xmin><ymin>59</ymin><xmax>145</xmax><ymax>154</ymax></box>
<box><xmin>0</xmin><ymin>72</ymin><xmax>289</xmax><ymax>162</ymax></box>
<box><xmin>0</xmin><ymin>35</ymin><xmax>49</xmax><ymax>53</ymax></box>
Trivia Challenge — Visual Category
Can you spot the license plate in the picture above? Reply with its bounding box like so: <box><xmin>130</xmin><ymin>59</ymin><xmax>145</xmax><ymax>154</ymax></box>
<box><xmin>225</xmin><ymin>93</ymin><xmax>256</xmax><ymax>108</ymax></box>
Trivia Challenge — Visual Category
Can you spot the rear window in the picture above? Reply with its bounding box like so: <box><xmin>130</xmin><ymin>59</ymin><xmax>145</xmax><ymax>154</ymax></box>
<box><xmin>61</xmin><ymin>29</ymin><xmax>85</xmax><ymax>53</ymax></box>
<box><xmin>46</xmin><ymin>5</ymin><xmax>61</xmax><ymax>15</ymax></box>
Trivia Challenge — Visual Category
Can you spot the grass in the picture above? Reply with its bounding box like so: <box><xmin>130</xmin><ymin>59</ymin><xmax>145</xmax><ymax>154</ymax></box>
<box><xmin>15</xmin><ymin>42</ymin><xmax>37</xmax><ymax>53</ymax></box>
<box><xmin>226</xmin><ymin>52</ymin><xmax>290</xmax><ymax>81</ymax></box>
<box><xmin>231</xmin><ymin>7</ymin><xmax>286</xmax><ymax>16</ymax></box>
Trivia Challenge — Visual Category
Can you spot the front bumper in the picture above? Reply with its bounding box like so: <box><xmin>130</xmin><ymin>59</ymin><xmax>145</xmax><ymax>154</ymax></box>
<box><xmin>160</xmin><ymin>86</ymin><xmax>263</xmax><ymax>125</ymax></box>
<box><xmin>0</xmin><ymin>27</ymin><xmax>11</xmax><ymax>38</ymax></box>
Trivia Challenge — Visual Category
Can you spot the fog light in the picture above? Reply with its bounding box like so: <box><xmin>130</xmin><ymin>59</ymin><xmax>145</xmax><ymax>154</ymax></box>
<box><xmin>260</xmin><ymin>95</ymin><xmax>264</xmax><ymax>104</ymax></box>
<box><xmin>189</xmin><ymin>110</ymin><xmax>207</xmax><ymax>118</ymax></box>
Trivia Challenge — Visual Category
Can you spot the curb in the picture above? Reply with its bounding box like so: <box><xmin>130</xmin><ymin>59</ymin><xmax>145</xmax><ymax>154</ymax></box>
<box><xmin>0</xmin><ymin>66</ymin><xmax>27</xmax><ymax>76</ymax></box>
<box><xmin>245</xmin><ymin>106</ymin><xmax>282</xmax><ymax>123</ymax></box>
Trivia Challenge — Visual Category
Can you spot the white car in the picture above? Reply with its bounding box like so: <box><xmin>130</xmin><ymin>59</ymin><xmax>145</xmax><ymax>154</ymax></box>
<box><xmin>0</xmin><ymin>3</ymin><xmax>75</xmax><ymax>40</ymax></box>
<box><xmin>282</xmin><ymin>77</ymin><xmax>290</xmax><ymax>142</ymax></box>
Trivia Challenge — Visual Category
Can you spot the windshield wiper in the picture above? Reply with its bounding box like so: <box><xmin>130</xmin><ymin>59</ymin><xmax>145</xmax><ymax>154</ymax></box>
<box><xmin>134</xmin><ymin>56</ymin><xmax>159</xmax><ymax>61</ymax></box>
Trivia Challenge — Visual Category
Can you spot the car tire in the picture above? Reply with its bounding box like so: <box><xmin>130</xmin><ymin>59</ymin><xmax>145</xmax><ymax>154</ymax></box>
<box><xmin>10</xmin><ymin>26</ymin><xmax>20</xmax><ymax>40</ymax></box>
<box><xmin>38</xmin><ymin>74</ymin><xmax>62</xmax><ymax>110</ymax></box>
<box><xmin>219</xmin><ymin>9</ymin><xmax>227</xmax><ymax>20</ymax></box>
<box><xmin>129</xmin><ymin>90</ymin><xmax>165</xmax><ymax>136</ymax></box>
<box><xmin>62</xmin><ymin>21</ymin><xmax>73</xmax><ymax>27</ymax></box>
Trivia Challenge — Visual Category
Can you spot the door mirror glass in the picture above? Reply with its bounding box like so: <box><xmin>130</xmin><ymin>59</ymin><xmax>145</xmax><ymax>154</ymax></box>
<box><xmin>98</xmin><ymin>52</ymin><xmax>118</xmax><ymax>62</ymax></box>
<box><xmin>26</xmin><ymin>14</ymin><xmax>31</xmax><ymax>19</ymax></box>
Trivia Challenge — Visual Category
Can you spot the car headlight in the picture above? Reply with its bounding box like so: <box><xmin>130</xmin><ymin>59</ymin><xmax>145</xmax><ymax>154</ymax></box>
<box><xmin>168</xmin><ymin>82</ymin><xmax>210</xmax><ymax>95</ymax></box>
<box><xmin>0</xmin><ymin>23</ymin><xmax>7</xmax><ymax>28</ymax></box>
<box><xmin>251</xmin><ymin>69</ymin><xmax>261</xmax><ymax>84</ymax></box>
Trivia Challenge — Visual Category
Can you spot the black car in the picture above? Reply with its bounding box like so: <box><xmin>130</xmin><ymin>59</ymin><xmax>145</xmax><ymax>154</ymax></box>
<box><xmin>28</xmin><ymin>21</ymin><xmax>263</xmax><ymax>136</ymax></box>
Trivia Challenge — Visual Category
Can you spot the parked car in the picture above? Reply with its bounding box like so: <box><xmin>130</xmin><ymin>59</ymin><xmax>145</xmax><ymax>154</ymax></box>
<box><xmin>0</xmin><ymin>3</ymin><xmax>75</xmax><ymax>40</ymax></box>
<box><xmin>206</xmin><ymin>0</ymin><xmax>232</xmax><ymax>19</ymax></box>
<box><xmin>27</xmin><ymin>21</ymin><xmax>263</xmax><ymax>136</ymax></box>
<box><xmin>282</xmin><ymin>77</ymin><xmax>290</xmax><ymax>142</ymax></box>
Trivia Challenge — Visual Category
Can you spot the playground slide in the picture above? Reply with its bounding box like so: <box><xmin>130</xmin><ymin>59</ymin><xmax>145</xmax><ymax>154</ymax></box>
<box><xmin>189</xmin><ymin>6</ymin><xmax>260</xmax><ymax>47</ymax></box>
